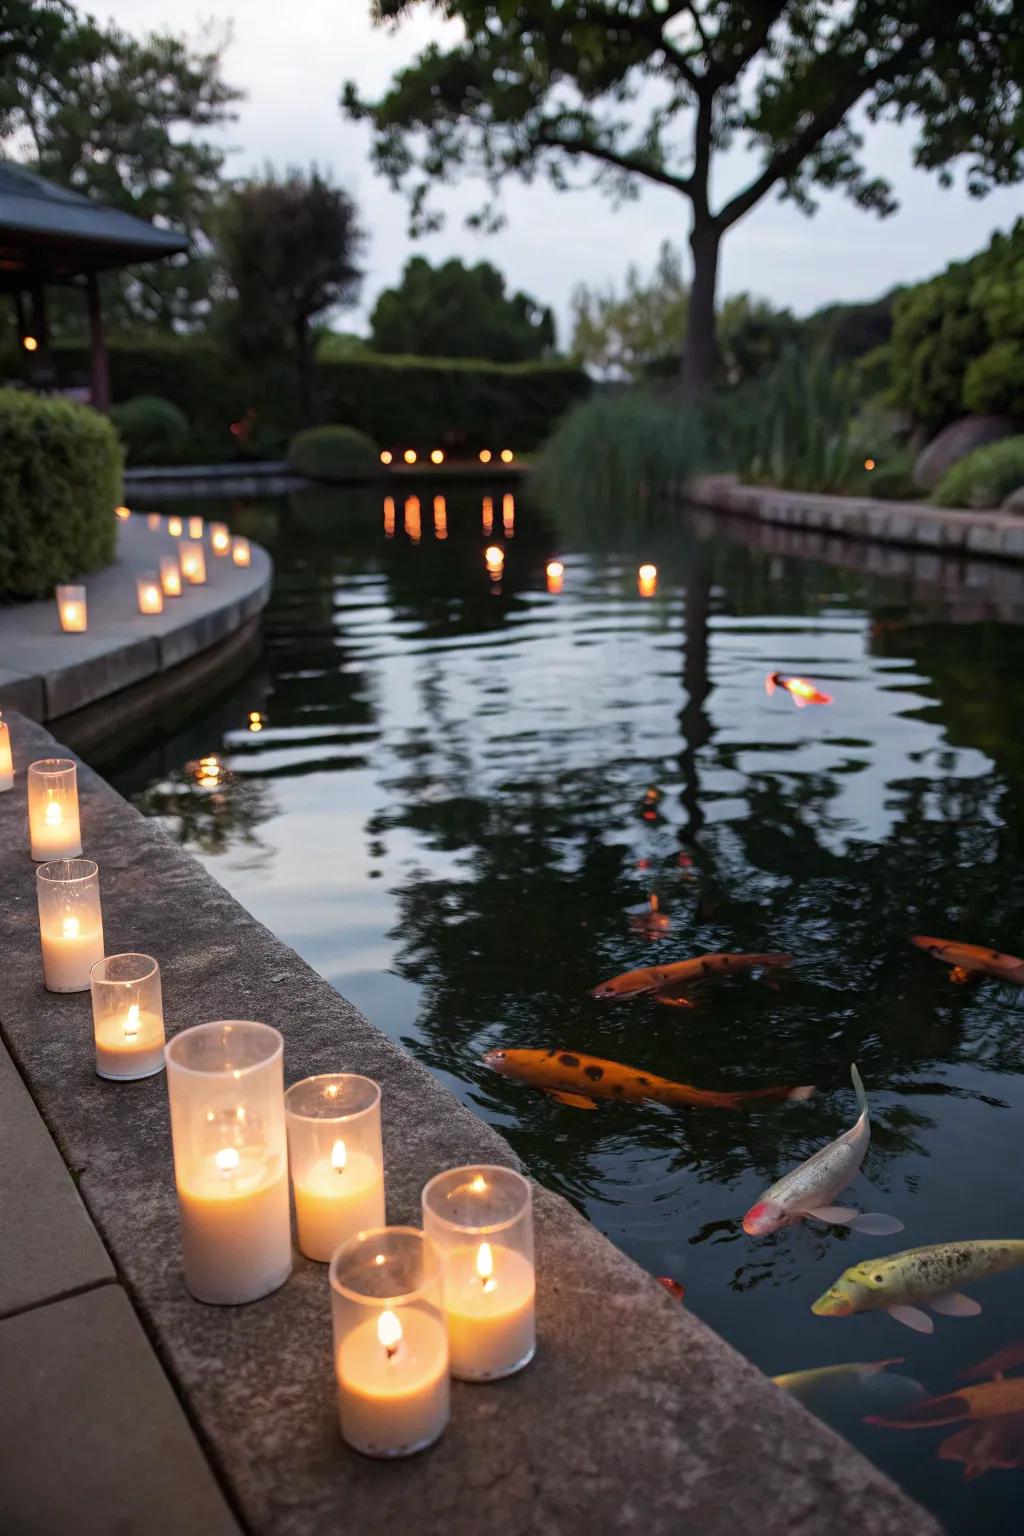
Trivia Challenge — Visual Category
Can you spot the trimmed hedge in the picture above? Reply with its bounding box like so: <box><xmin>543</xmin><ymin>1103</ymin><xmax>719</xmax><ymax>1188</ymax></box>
<box><xmin>111</xmin><ymin>394</ymin><xmax>190</xmax><ymax>465</ymax></box>
<box><xmin>13</xmin><ymin>339</ymin><xmax>590</xmax><ymax>464</ymax></box>
<box><xmin>0</xmin><ymin>390</ymin><xmax>121</xmax><ymax>600</ymax></box>
<box><xmin>288</xmin><ymin>424</ymin><xmax>378</xmax><ymax>480</ymax></box>
<box><xmin>931</xmin><ymin>436</ymin><xmax>1024</xmax><ymax>509</ymax></box>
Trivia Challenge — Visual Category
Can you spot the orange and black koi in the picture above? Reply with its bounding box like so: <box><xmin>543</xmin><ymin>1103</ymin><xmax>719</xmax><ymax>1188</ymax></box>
<box><xmin>483</xmin><ymin>1047</ymin><xmax>814</xmax><ymax>1111</ymax></box>
<box><xmin>911</xmin><ymin>936</ymin><xmax>1024</xmax><ymax>986</ymax></box>
<box><xmin>765</xmin><ymin>672</ymin><xmax>833</xmax><ymax>707</ymax></box>
<box><xmin>591</xmin><ymin>952</ymin><xmax>793</xmax><ymax>1000</ymax></box>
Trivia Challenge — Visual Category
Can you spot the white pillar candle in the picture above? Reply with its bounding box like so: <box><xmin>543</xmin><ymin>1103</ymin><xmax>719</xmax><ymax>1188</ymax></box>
<box><xmin>231</xmin><ymin>536</ymin><xmax>251</xmax><ymax>566</ymax></box>
<box><xmin>56</xmin><ymin>585</ymin><xmax>87</xmax><ymax>632</ymax></box>
<box><xmin>91</xmin><ymin>954</ymin><xmax>165</xmax><ymax>1081</ymax></box>
<box><xmin>28</xmin><ymin>759</ymin><xmax>82</xmax><ymax>860</ymax></box>
<box><xmin>0</xmin><ymin>714</ymin><xmax>13</xmax><ymax>792</ymax></box>
<box><xmin>160</xmin><ymin>556</ymin><xmax>182</xmax><ymax>597</ymax></box>
<box><xmin>285</xmin><ymin>1074</ymin><xmax>384</xmax><ymax>1263</ymax></box>
<box><xmin>422</xmin><ymin>1164</ymin><xmax>536</xmax><ymax>1380</ymax></box>
<box><xmin>136</xmin><ymin>574</ymin><xmax>164</xmax><ymax>615</ymax></box>
<box><xmin>209</xmin><ymin>522</ymin><xmax>231</xmax><ymax>556</ymax></box>
<box><xmin>36</xmin><ymin>860</ymin><xmax>104</xmax><ymax>994</ymax></box>
<box><xmin>165</xmin><ymin>1021</ymin><xmax>292</xmax><ymax>1305</ymax></box>
<box><xmin>330</xmin><ymin>1228</ymin><xmax>449</xmax><ymax>1458</ymax></box>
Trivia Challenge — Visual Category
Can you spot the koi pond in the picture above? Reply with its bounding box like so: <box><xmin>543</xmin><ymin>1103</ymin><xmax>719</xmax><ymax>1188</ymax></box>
<box><xmin>101</xmin><ymin>480</ymin><xmax>1024</xmax><ymax>1533</ymax></box>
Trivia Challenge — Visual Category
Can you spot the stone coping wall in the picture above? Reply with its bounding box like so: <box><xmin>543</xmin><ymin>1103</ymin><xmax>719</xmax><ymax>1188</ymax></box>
<box><xmin>0</xmin><ymin>516</ymin><xmax>272</xmax><ymax>721</ymax></box>
<box><xmin>0</xmin><ymin>712</ymin><xmax>939</xmax><ymax>1536</ymax></box>
<box><xmin>689</xmin><ymin>473</ymin><xmax>1024</xmax><ymax>562</ymax></box>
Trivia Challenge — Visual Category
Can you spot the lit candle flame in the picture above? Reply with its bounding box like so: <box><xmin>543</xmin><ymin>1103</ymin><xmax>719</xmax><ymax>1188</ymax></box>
<box><xmin>115</xmin><ymin>505</ymin><xmax>131</xmax><ymax>520</ymax></box>
<box><xmin>168</xmin><ymin>517</ymin><xmax>182</xmax><ymax>537</ymax></box>
<box><xmin>476</xmin><ymin>1241</ymin><xmax>496</xmax><ymax>1291</ymax></box>
<box><xmin>45</xmin><ymin>801</ymin><xmax>62</xmax><ymax>826</ymax></box>
<box><xmin>64</xmin><ymin>603</ymin><xmax>80</xmax><ymax>625</ymax></box>
<box><xmin>403</xmin><ymin>449</ymin><xmax>417</xmax><ymax>465</ymax></box>
<box><xmin>378</xmin><ymin>1308</ymin><xmax>403</xmax><ymax>1358</ymax></box>
<box><xmin>144</xmin><ymin>585</ymin><xmax>158</xmax><ymax>605</ymax></box>
<box><xmin>62</xmin><ymin>915</ymin><xmax>80</xmax><ymax>939</ymax></box>
<box><xmin>638</xmin><ymin>563</ymin><xmax>658</xmax><ymax>598</ymax></box>
<box><xmin>380</xmin><ymin>450</ymin><xmax>393</xmax><ymax>465</ymax></box>
<box><xmin>430</xmin><ymin>448</ymin><xmax>444</xmax><ymax>464</ymax></box>
<box><xmin>471</xmin><ymin>1174</ymin><xmax>487</xmax><ymax>1193</ymax></box>
<box><xmin>485</xmin><ymin>545</ymin><xmax>504</xmax><ymax>574</ymax></box>
<box><xmin>124</xmin><ymin>1003</ymin><xmax>140</xmax><ymax>1041</ymax></box>
<box><xmin>211</xmin><ymin>528</ymin><xmax>230</xmax><ymax>553</ymax></box>
<box><xmin>479</xmin><ymin>449</ymin><xmax>492</xmax><ymax>464</ymax></box>
<box><xmin>215</xmin><ymin>1147</ymin><xmax>240</xmax><ymax>1173</ymax></box>
<box><xmin>331</xmin><ymin>1138</ymin><xmax>347</xmax><ymax>1173</ymax></box>
<box><xmin>500</xmin><ymin>449</ymin><xmax>513</xmax><ymax>463</ymax></box>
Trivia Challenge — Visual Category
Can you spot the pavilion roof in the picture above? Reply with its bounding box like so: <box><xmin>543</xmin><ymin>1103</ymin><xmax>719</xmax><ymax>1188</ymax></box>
<box><xmin>0</xmin><ymin>162</ymin><xmax>188</xmax><ymax>288</ymax></box>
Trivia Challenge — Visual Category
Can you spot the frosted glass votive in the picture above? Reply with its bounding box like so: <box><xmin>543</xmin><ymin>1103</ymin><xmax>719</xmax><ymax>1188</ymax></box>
<box><xmin>28</xmin><ymin>758</ymin><xmax>82</xmax><ymax>860</ymax></box>
<box><xmin>231</xmin><ymin>536</ymin><xmax>251</xmax><ymax>567</ymax></box>
<box><xmin>37</xmin><ymin>859</ymin><xmax>104</xmax><ymax>993</ymax></box>
<box><xmin>91</xmin><ymin>953</ymin><xmax>165</xmax><ymax>1080</ymax></box>
<box><xmin>209</xmin><ymin>522</ymin><xmax>231</xmax><ymax>556</ymax></box>
<box><xmin>136</xmin><ymin>573</ymin><xmax>164</xmax><ymax>615</ymax></box>
<box><xmin>285</xmin><ymin>1075</ymin><xmax>384</xmax><ymax>1262</ymax></box>
<box><xmin>160</xmin><ymin>556</ymin><xmax>182</xmax><ymax>597</ymax></box>
<box><xmin>179</xmin><ymin>542</ymin><xmax>206</xmax><ymax>585</ymax></box>
<box><xmin>56</xmin><ymin>585</ymin><xmax>87</xmax><ymax>633</ymax></box>
<box><xmin>0</xmin><ymin>713</ymin><xmax>13</xmax><ymax>792</ymax></box>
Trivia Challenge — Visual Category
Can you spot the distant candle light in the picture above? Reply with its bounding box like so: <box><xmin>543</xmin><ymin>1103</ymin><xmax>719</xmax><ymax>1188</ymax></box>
<box><xmin>22</xmin><ymin>334</ymin><xmax>38</xmax><ymax>352</ymax></box>
<box><xmin>430</xmin><ymin>448</ymin><xmax>444</xmax><ymax>464</ymax></box>
<box><xmin>115</xmin><ymin>505</ymin><xmax>131</xmax><ymax>520</ymax></box>
<box><xmin>500</xmin><ymin>449</ymin><xmax>514</xmax><ymax>464</ymax></box>
<box><xmin>380</xmin><ymin>450</ymin><xmax>393</xmax><ymax>465</ymax></box>
<box><xmin>479</xmin><ymin>449</ymin><xmax>492</xmax><ymax>464</ymax></box>
<box><xmin>403</xmin><ymin>449</ymin><xmax>417</xmax><ymax>465</ymax></box>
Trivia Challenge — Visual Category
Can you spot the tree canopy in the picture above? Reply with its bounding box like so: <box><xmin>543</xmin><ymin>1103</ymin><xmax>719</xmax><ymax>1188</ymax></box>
<box><xmin>570</xmin><ymin>241</ymin><xmax>687</xmax><ymax>377</ymax></box>
<box><xmin>347</xmin><ymin>1</ymin><xmax>1024</xmax><ymax>396</ymax></box>
<box><xmin>370</xmin><ymin>255</ymin><xmax>555</xmax><ymax>361</ymax></box>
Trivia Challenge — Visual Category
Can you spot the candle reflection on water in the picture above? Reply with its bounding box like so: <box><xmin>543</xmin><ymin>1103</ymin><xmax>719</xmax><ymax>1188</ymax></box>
<box><xmin>383</xmin><ymin>496</ymin><xmax>396</xmax><ymax>538</ymax></box>
<box><xmin>433</xmin><ymin>495</ymin><xmax>447</xmax><ymax>540</ymax></box>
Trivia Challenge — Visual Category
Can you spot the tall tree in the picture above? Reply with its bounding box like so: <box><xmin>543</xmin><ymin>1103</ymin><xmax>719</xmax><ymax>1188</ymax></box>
<box><xmin>345</xmin><ymin>2</ymin><xmax>1024</xmax><ymax>399</ymax></box>
<box><xmin>371</xmin><ymin>255</ymin><xmax>554</xmax><ymax>360</ymax></box>
<box><xmin>0</xmin><ymin>4</ymin><xmax>241</xmax><ymax>329</ymax></box>
<box><xmin>215</xmin><ymin>168</ymin><xmax>364</xmax><ymax>426</ymax></box>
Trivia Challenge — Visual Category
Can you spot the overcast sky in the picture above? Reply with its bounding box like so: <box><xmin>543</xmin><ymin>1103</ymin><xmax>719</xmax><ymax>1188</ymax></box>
<box><xmin>104</xmin><ymin>0</ymin><xmax>1023</xmax><ymax>343</ymax></box>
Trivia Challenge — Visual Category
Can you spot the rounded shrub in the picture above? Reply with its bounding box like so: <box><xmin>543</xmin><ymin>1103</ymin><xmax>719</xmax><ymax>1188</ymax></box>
<box><xmin>931</xmin><ymin>436</ymin><xmax>1024</xmax><ymax>508</ymax></box>
<box><xmin>0</xmin><ymin>390</ymin><xmax>121</xmax><ymax>600</ymax></box>
<box><xmin>111</xmin><ymin>394</ymin><xmax>190</xmax><ymax>466</ymax></box>
<box><xmin>288</xmin><ymin>424</ymin><xmax>379</xmax><ymax>480</ymax></box>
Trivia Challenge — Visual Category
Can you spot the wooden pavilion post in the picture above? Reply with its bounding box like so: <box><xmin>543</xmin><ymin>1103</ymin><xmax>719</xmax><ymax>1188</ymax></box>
<box><xmin>86</xmin><ymin>269</ymin><xmax>110</xmax><ymax>412</ymax></box>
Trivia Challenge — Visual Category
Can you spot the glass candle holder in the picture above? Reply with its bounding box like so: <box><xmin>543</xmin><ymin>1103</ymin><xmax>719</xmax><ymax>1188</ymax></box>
<box><xmin>188</xmin><ymin>515</ymin><xmax>204</xmax><ymax>539</ymax></box>
<box><xmin>231</xmin><ymin>536</ymin><xmax>251</xmax><ymax>567</ymax></box>
<box><xmin>179</xmin><ymin>541</ymin><xmax>207</xmax><ymax>585</ymax></box>
<box><xmin>160</xmin><ymin>556</ymin><xmax>182</xmax><ymax>597</ymax></box>
<box><xmin>28</xmin><ymin>758</ymin><xmax>82</xmax><ymax>860</ymax></box>
<box><xmin>167</xmin><ymin>516</ymin><xmax>183</xmax><ymax>538</ymax></box>
<box><xmin>209</xmin><ymin>522</ymin><xmax>231</xmax><ymax>556</ymax></box>
<box><xmin>422</xmin><ymin>1165</ymin><xmax>535</xmax><ymax>1381</ymax></box>
<box><xmin>330</xmin><ymin>1227</ymin><xmax>449</xmax><ymax>1458</ymax></box>
<box><xmin>285</xmin><ymin>1075</ymin><xmax>384</xmax><ymax>1263</ymax></box>
<box><xmin>136</xmin><ymin>573</ymin><xmax>164</xmax><ymax>615</ymax></box>
<box><xmin>0</xmin><ymin>712</ymin><xmax>13</xmax><ymax>792</ymax></box>
<box><xmin>90</xmin><ymin>954</ymin><xmax>165</xmax><ymax>1081</ymax></box>
<box><xmin>146</xmin><ymin>513</ymin><xmax>161</xmax><ymax>532</ymax></box>
<box><xmin>56</xmin><ymin>585</ymin><xmax>87</xmax><ymax>633</ymax></box>
<box><xmin>36</xmin><ymin>859</ymin><xmax>104</xmax><ymax>993</ymax></box>
<box><xmin>165</xmin><ymin>1021</ymin><xmax>291</xmax><ymax>1305</ymax></box>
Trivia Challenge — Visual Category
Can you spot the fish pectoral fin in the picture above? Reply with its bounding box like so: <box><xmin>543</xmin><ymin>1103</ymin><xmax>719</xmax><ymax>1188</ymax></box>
<box><xmin>653</xmin><ymin>993</ymin><xmax>696</xmax><ymax>1009</ymax></box>
<box><xmin>846</xmin><ymin>1213</ymin><xmax>906</xmax><ymax>1236</ymax></box>
<box><xmin>930</xmin><ymin>1291</ymin><xmax>983</xmax><ymax>1318</ymax></box>
<box><xmin>544</xmin><ymin>1090</ymin><xmax>599</xmax><ymax>1111</ymax></box>
<box><xmin>888</xmin><ymin>1304</ymin><xmax>935</xmax><ymax>1334</ymax></box>
<box><xmin>805</xmin><ymin>1205</ymin><xmax>860</xmax><ymax>1225</ymax></box>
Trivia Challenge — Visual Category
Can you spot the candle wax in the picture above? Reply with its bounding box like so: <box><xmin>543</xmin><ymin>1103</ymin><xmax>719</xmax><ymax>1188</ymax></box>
<box><xmin>176</xmin><ymin>1149</ymin><xmax>291</xmax><ymax>1304</ymax></box>
<box><xmin>95</xmin><ymin>1008</ymin><xmax>165</xmax><ymax>1081</ymax></box>
<box><xmin>30</xmin><ymin>803</ymin><xmax>82</xmax><ymax>861</ymax></box>
<box><xmin>0</xmin><ymin>721</ymin><xmax>12</xmax><ymax>792</ymax></box>
<box><xmin>442</xmin><ymin>1243</ymin><xmax>536</xmax><ymax>1380</ymax></box>
<box><xmin>40</xmin><ymin>920</ymin><xmax>104</xmax><ymax>992</ymax></box>
<box><xmin>293</xmin><ymin>1148</ymin><xmax>384</xmax><ymax>1262</ymax></box>
<box><xmin>336</xmin><ymin>1308</ymin><xmax>449</xmax><ymax>1456</ymax></box>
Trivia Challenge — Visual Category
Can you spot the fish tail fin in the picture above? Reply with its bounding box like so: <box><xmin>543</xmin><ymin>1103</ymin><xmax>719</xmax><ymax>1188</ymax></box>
<box><xmin>786</xmin><ymin>1085</ymin><xmax>816</xmax><ymax>1102</ymax></box>
<box><xmin>851</xmin><ymin>1063</ymin><xmax>869</xmax><ymax>1122</ymax></box>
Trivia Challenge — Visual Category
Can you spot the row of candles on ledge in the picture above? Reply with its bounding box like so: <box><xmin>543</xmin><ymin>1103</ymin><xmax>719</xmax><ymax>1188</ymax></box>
<box><xmin>7</xmin><ymin>748</ymin><xmax>535</xmax><ymax>1458</ymax></box>
<box><xmin>55</xmin><ymin>511</ymin><xmax>252</xmax><ymax>632</ymax></box>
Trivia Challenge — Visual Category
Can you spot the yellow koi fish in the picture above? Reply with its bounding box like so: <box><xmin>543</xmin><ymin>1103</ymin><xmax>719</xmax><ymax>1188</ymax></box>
<box><xmin>590</xmin><ymin>952</ymin><xmax>793</xmax><ymax>1000</ymax></box>
<box><xmin>911</xmin><ymin>935</ymin><xmax>1024</xmax><ymax>985</ymax></box>
<box><xmin>812</xmin><ymin>1239</ymin><xmax>1024</xmax><ymax>1333</ymax></box>
<box><xmin>483</xmin><ymin>1047</ymin><xmax>814</xmax><ymax>1111</ymax></box>
<box><xmin>773</xmin><ymin>1358</ymin><xmax>905</xmax><ymax>1394</ymax></box>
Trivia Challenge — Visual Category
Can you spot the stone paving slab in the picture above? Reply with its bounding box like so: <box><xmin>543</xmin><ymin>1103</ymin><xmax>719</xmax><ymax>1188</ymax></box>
<box><xmin>0</xmin><ymin>1284</ymin><xmax>242</xmax><ymax>1536</ymax></box>
<box><xmin>0</xmin><ymin>711</ymin><xmax>940</xmax><ymax>1536</ymax></box>
<box><xmin>0</xmin><ymin>514</ymin><xmax>272</xmax><ymax>721</ymax></box>
<box><xmin>0</xmin><ymin>1038</ymin><xmax>114</xmax><ymax>1320</ymax></box>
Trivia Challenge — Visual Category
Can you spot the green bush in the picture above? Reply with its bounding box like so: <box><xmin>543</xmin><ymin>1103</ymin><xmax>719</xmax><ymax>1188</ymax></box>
<box><xmin>531</xmin><ymin>390</ymin><xmax>706</xmax><ymax>543</ymax></box>
<box><xmin>846</xmin><ymin>448</ymin><xmax>918</xmax><ymax>501</ymax></box>
<box><xmin>111</xmin><ymin>394</ymin><xmax>190</xmax><ymax>466</ymax></box>
<box><xmin>0</xmin><ymin>390</ymin><xmax>121</xmax><ymax>600</ymax></box>
<box><xmin>931</xmin><ymin>436</ymin><xmax>1024</xmax><ymax>508</ymax></box>
<box><xmin>735</xmin><ymin>350</ymin><xmax>863</xmax><ymax>493</ymax></box>
<box><xmin>288</xmin><ymin>424</ymin><xmax>379</xmax><ymax>480</ymax></box>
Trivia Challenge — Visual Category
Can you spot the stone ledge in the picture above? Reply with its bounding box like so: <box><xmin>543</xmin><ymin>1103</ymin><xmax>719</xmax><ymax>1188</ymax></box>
<box><xmin>0</xmin><ymin>712</ymin><xmax>940</xmax><ymax>1536</ymax></box>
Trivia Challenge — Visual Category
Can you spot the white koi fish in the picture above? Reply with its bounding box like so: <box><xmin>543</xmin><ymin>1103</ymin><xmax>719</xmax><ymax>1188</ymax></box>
<box><xmin>743</xmin><ymin>1064</ymin><xmax>903</xmax><ymax>1237</ymax></box>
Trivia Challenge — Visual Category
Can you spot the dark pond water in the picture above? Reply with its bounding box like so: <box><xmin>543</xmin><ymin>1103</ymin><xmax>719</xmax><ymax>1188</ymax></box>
<box><xmin>102</xmin><ymin>480</ymin><xmax>1024</xmax><ymax>1532</ymax></box>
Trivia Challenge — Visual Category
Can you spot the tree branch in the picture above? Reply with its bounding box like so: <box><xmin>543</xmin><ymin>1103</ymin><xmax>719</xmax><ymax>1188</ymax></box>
<box><xmin>534</xmin><ymin>125</ymin><xmax>693</xmax><ymax>196</ymax></box>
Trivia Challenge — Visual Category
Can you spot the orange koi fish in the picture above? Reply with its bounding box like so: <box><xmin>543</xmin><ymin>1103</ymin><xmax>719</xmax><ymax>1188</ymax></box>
<box><xmin>590</xmin><ymin>952</ymin><xmax>793</xmax><ymax>1000</ymax></box>
<box><xmin>765</xmin><ymin>672</ymin><xmax>833</xmax><ymax>707</ymax></box>
<box><xmin>938</xmin><ymin>1415</ymin><xmax>1024</xmax><ymax>1481</ymax></box>
<box><xmin>959</xmin><ymin>1340</ymin><xmax>1024</xmax><ymax>1383</ymax></box>
<box><xmin>911</xmin><ymin>936</ymin><xmax>1024</xmax><ymax>985</ymax></box>
<box><xmin>483</xmin><ymin>1047</ymin><xmax>814</xmax><ymax>1111</ymax></box>
<box><xmin>866</xmin><ymin>1377</ymin><xmax>1024</xmax><ymax>1429</ymax></box>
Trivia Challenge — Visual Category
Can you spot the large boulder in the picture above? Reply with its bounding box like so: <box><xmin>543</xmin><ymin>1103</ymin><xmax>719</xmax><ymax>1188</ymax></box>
<box><xmin>913</xmin><ymin>414</ymin><xmax>1017</xmax><ymax>490</ymax></box>
<box><xmin>1001</xmin><ymin>484</ymin><xmax>1024</xmax><ymax>512</ymax></box>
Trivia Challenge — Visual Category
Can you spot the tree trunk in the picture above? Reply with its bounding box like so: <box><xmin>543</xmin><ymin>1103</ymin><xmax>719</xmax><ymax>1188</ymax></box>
<box><xmin>295</xmin><ymin>315</ymin><xmax>317</xmax><ymax>427</ymax></box>
<box><xmin>681</xmin><ymin>221</ymin><xmax>721</xmax><ymax>401</ymax></box>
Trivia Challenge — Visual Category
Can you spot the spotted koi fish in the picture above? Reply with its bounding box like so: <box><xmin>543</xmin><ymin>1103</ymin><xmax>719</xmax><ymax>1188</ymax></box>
<box><xmin>590</xmin><ymin>952</ymin><xmax>793</xmax><ymax>1000</ymax></box>
<box><xmin>765</xmin><ymin>672</ymin><xmax>833</xmax><ymax>707</ymax></box>
<box><xmin>911</xmin><ymin>935</ymin><xmax>1024</xmax><ymax>985</ymax></box>
<box><xmin>812</xmin><ymin>1240</ymin><xmax>1024</xmax><ymax>1334</ymax></box>
<box><xmin>483</xmin><ymin>1047</ymin><xmax>814</xmax><ymax>1111</ymax></box>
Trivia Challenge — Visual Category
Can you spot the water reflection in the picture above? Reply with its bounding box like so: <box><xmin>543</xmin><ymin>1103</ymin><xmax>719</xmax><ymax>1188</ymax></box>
<box><xmin>104</xmin><ymin>480</ymin><xmax>1024</xmax><ymax>1533</ymax></box>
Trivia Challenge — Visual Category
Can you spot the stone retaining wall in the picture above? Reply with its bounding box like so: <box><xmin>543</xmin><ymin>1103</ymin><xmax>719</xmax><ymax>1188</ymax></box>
<box><xmin>0</xmin><ymin>712</ymin><xmax>940</xmax><ymax>1536</ymax></box>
